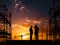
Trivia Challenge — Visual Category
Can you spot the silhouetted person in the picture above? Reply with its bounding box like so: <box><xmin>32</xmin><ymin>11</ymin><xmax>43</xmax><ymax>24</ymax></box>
<box><xmin>29</xmin><ymin>26</ymin><xmax>33</xmax><ymax>40</ymax></box>
<box><xmin>21</xmin><ymin>35</ymin><xmax>23</xmax><ymax>40</ymax></box>
<box><xmin>34</xmin><ymin>25</ymin><xmax>39</xmax><ymax>40</ymax></box>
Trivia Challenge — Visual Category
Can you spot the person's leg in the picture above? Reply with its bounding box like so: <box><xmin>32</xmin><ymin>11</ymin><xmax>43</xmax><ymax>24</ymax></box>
<box><xmin>35</xmin><ymin>35</ymin><xmax>37</xmax><ymax>40</ymax></box>
<box><xmin>30</xmin><ymin>34</ymin><xmax>32</xmax><ymax>40</ymax></box>
<box><xmin>36</xmin><ymin>34</ymin><xmax>39</xmax><ymax>40</ymax></box>
<box><xmin>37</xmin><ymin>35</ymin><xmax>39</xmax><ymax>40</ymax></box>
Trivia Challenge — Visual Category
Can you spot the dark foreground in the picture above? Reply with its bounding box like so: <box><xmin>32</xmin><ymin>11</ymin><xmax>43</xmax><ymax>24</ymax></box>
<box><xmin>0</xmin><ymin>40</ymin><xmax>60</xmax><ymax>45</ymax></box>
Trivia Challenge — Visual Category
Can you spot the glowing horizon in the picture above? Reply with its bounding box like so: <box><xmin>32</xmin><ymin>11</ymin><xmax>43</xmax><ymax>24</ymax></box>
<box><xmin>11</xmin><ymin>17</ymin><xmax>49</xmax><ymax>40</ymax></box>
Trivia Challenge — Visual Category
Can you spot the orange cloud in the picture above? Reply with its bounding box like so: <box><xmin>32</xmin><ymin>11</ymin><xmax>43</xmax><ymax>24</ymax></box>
<box><xmin>25</xmin><ymin>17</ymin><xmax>31</xmax><ymax>23</ymax></box>
<box><xmin>33</xmin><ymin>20</ymin><xmax>41</xmax><ymax>24</ymax></box>
<box><xmin>25</xmin><ymin>17</ymin><xmax>41</xmax><ymax>25</ymax></box>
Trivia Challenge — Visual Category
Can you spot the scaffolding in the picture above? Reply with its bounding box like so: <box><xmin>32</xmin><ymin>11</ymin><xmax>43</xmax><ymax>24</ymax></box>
<box><xmin>48</xmin><ymin>6</ymin><xmax>60</xmax><ymax>40</ymax></box>
<box><xmin>0</xmin><ymin>5</ymin><xmax>12</xmax><ymax>42</ymax></box>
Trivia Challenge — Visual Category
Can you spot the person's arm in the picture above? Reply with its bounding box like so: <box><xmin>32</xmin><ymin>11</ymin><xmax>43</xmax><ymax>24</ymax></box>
<box><xmin>38</xmin><ymin>28</ymin><xmax>39</xmax><ymax>31</ymax></box>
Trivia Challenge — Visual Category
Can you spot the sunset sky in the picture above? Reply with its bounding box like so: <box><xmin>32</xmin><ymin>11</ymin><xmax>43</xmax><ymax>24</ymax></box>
<box><xmin>0</xmin><ymin>0</ymin><xmax>60</xmax><ymax>40</ymax></box>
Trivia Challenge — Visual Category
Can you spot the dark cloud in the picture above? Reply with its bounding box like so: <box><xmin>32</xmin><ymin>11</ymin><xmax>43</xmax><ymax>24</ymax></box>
<box><xmin>21</xmin><ymin>0</ymin><xmax>53</xmax><ymax>17</ymax></box>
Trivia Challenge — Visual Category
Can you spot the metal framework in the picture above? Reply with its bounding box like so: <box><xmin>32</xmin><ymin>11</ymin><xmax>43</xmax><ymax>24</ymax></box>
<box><xmin>48</xmin><ymin>6</ymin><xmax>60</xmax><ymax>40</ymax></box>
<box><xmin>0</xmin><ymin>5</ymin><xmax>12</xmax><ymax>42</ymax></box>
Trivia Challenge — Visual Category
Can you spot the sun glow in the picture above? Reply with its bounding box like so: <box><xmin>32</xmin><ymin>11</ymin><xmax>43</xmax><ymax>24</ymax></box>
<box><xmin>12</xmin><ymin>24</ymin><xmax>30</xmax><ymax>40</ymax></box>
<box><xmin>22</xmin><ymin>35</ymin><xmax>30</xmax><ymax>40</ymax></box>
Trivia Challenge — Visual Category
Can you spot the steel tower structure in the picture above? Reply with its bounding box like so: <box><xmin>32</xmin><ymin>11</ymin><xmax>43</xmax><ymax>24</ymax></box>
<box><xmin>0</xmin><ymin>5</ymin><xmax>12</xmax><ymax>43</ymax></box>
<box><xmin>48</xmin><ymin>0</ymin><xmax>60</xmax><ymax>40</ymax></box>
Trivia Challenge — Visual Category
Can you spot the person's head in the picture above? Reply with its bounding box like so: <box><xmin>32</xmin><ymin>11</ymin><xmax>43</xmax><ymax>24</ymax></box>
<box><xmin>31</xmin><ymin>26</ymin><xmax>32</xmax><ymax>28</ymax></box>
<box><xmin>35</xmin><ymin>24</ymin><xmax>37</xmax><ymax>27</ymax></box>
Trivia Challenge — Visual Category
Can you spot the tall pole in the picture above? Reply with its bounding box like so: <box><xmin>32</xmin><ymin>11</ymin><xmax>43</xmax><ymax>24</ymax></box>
<box><xmin>53</xmin><ymin>0</ymin><xmax>57</xmax><ymax>40</ymax></box>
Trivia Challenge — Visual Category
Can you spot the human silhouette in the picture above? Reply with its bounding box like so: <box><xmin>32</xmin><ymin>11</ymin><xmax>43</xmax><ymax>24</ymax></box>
<box><xmin>29</xmin><ymin>26</ymin><xmax>33</xmax><ymax>40</ymax></box>
<box><xmin>34</xmin><ymin>24</ymin><xmax>39</xmax><ymax>40</ymax></box>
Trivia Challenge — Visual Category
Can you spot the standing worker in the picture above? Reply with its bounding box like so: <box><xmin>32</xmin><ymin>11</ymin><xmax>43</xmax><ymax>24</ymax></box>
<box><xmin>34</xmin><ymin>24</ymin><xmax>39</xmax><ymax>40</ymax></box>
<box><xmin>29</xmin><ymin>26</ymin><xmax>33</xmax><ymax>40</ymax></box>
